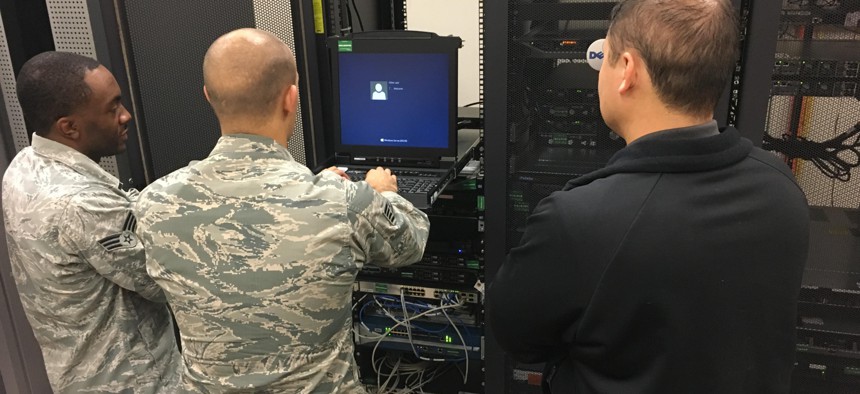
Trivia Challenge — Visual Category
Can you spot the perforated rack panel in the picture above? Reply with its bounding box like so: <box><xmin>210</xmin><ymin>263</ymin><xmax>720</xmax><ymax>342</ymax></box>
<box><xmin>44</xmin><ymin>0</ymin><xmax>119</xmax><ymax>177</ymax></box>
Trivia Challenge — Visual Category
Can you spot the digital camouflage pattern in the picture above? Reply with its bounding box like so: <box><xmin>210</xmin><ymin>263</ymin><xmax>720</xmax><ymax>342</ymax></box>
<box><xmin>1</xmin><ymin>134</ymin><xmax>181</xmax><ymax>393</ymax></box>
<box><xmin>134</xmin><ymin>133</ymin><xmax>430</xmax><ymax>393</ymax></box>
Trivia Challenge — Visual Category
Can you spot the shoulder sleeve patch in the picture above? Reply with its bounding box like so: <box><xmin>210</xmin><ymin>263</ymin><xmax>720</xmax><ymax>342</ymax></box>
<box><xmin>97</xmin><ymin>211</ymin><xmax>139</xmax><ymax>252</ymax></box>
<box><xmin>383</xmin><ymin>201</ymin><xmax>396</xmax><ymax>225</ymax></box>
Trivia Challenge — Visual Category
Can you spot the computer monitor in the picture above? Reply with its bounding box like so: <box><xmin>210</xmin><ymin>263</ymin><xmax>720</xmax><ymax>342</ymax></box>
<box><xmin>328</xmin><ymin>31</ymin><xmax>460</xmax><ymax>159</ymax></box>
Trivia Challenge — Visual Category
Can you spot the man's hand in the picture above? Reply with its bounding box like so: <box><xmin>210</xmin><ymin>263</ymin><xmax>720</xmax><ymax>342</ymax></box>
<box><xmin>325</xmin><ymin>166</ymin><xmax>350</xmax><ymax>180</ymax></box>
<box><xmin>365</xmin><ymin>167</ymin><xmax>398</xmax><ymax>193</ymax></box>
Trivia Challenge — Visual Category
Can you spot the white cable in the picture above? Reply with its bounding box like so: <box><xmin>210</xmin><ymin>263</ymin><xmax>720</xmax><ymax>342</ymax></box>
<box><xmin>374</xmin><ymin>354</ymin><xmax>386</xmax><ymax>393</ymax></box>
<box><xmin>379</xmin><ymin>355</ymin><xmax>401</xmax><ymax>393</ymax></box>
<box><xmin>378</xmin><ymin>356</ymin><xmax>432</xmax><ymax>394</ymax></box>
<box><xmin>361</xmin><ymin>296</ymin><xmax>442</xmax><ymax>341</ymax></box>
<box><xmin>353</xmin><ymin>293</ymin><xmax>368</xmax><ymax>311</ymax></box>
<box><xmin>370</xmin><ymin>299</ymin><xmax>466</xmax><ymax>376</ymax></box>
<box><xmin>441</xmin><ymin>303</ymin><xmax>470</xmax><ymax>384</ymax></box>
<box><xmin>400</xmin><ymin>289</ymin><xmax>426</xmax><ymax>360</ymax></box>
<box><xmin>364</xmin><ymin>292</ymin><xmax>471</xmax><ymax>392</ymax></box>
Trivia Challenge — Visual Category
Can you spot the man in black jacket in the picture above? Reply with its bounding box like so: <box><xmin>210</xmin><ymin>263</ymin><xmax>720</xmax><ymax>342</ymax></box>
<box><xmin>487</xmin><ymin>0</ymin><xmax>810</xmax><ymax>393</ymax></box>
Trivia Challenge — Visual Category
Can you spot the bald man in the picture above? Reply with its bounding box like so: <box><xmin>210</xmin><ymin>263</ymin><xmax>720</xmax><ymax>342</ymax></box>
<box><xmin>488</xmin><ymin>0</ymin><xmax>808</xmax><ymax>393</ymax></box>
<box><xmin>133</xmin><ymin>28</ymin><xmax>430</xmax><ymax>392</ymax></box>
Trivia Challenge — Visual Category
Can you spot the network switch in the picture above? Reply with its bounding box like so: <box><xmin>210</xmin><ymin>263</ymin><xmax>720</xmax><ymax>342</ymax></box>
<box><xmin>355</xmin><ymin>281</ymin><xmax>482</xmax><ymax>305</ymax></box>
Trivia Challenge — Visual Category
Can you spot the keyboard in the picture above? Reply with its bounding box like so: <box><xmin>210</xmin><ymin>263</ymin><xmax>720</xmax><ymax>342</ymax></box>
<box><xmin>346</xmin><ymin>169</ymin><xmax>439</xmax><ymax>194</ymax></box>
<box><xmin>341</xmin><ymin>167</ymin><xmax>456</xmax><ymax>209</ymax></box>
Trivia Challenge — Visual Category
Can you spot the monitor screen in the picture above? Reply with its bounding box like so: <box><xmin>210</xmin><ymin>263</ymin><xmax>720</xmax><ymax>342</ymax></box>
<box><xmin>338</xmin><ymin>53</ymin><xmax>450</xmax><ymax>149</ymax></box>
<box><xmin>329</xmin><ymin>32</ymin><xmax>459</xmax><ymax>159</ymax></box>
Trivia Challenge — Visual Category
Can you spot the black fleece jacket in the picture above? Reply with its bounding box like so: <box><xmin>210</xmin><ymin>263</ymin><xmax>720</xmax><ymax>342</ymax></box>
<box><xmin>487</xmin><ymin>122</ymin><xmax>810</xmax><ymax>393</ymax></box>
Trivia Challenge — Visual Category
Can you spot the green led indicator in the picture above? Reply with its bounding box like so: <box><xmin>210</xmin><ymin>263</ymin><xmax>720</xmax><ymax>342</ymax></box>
<box><xmin>477</xmin><ymin>196</ymin><xmax>485</xmax><ymax>211</ymax></box>
<box><xmin>338</xmin><ymin>40</ymin><xmax>353</xmax><ymax>52</ymax></box>
<box><xmin>444</xmin><ymin>335</ymin><xmax>453</xmax><ymax>343</ymax></box>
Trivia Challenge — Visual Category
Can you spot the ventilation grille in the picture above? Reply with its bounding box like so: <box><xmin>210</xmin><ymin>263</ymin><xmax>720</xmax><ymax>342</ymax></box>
<box><xmin>764</xmin><ymin>0</ymin><xmax>860</xmax><ymax>208</ymax></box>
<box><xmin>505</xmin><ymin>0</ymin><xmax>622</xmax><ymax>249</ymax></box>
<box><xmin>45</xmin><ymin>0</ymin><xmax>119</xmax><ymax>177</ymax></box>
<box><xmin>478</xmin><ymin>0</ymin><xmax>484</xmax><ymax>121</ymax></box>
<box><xmin>122</xmin><ymin>0</ymin><xmax>255</xmax><ymax>180</ymax></box>
<box><xmin>253</xmin><ymin>0</ymin><xmax>306</xmax><ymax>165</ymax></box>
<box><xmin>0</xmin><ymin>16</ymin><xmax>29</xmax><ymax>153</ymax></box>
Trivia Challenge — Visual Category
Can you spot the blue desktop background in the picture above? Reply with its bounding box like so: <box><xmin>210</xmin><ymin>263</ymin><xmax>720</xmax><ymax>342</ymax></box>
<box><xmin>338</xmin><ymin>53</ymin><xmax>450</xmax><ymax>149</ymax></box>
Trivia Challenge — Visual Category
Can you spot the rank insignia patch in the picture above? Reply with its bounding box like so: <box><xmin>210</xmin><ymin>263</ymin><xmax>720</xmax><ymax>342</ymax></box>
<box><xmin>98</xmin><ymin>212</ymin><xmax>138</xmax><ymax>251</ymax></box>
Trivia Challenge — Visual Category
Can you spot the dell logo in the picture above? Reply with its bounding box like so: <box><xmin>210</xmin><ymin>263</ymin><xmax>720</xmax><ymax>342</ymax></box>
<box><xmin>586</xmin><ymin>39</ymin><xmax>606</xmax><ymax>71</ymax></box>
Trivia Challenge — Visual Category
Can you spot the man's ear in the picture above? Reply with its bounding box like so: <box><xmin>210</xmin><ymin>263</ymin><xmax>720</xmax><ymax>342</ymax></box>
<box><xmin>283</xmin><ymin>84</ymin><xmax>298</xmax><ymax>114</ymax></box>
<box><xmin>618</xmin><ymin>51</ymin><xmax>638</xmax><ymax>94</ymax></box>
<box><xmin>56</xmin><ymin>116</ymin><xmax>80</xmax><ymax>140</ymax></box>
<box><xmin>203</xmin><ymin>85</ymin><xmax>211</xmax><ymax>103</ymax></box>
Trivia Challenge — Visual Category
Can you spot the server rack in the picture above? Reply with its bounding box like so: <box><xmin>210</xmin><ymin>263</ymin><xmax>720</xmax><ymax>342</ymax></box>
<box><xmin>484</xmin><ymin>1</ymin><xmax>781</xmax><ymax>392</ymax></box>
<box><xmin>761</xmin><ymin>1</ymin><xmax>860</xmax><ymax>391</ymax></box>
<box><xmin>112</xmin><ymin>0</ymin><xmax>327</xmax><ymax>187</ymax></box>
<box><xmin>488</xmin><ymin>3</ymin><xmax>622</xmax><ymax>392</ymax></box>
<box><xmin>325</xmin><ymin>1</ymin><xmax>490</xmax><ymax>391</ymax></box>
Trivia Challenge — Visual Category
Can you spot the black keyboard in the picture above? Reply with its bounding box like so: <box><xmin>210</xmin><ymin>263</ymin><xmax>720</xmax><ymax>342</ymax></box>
<box><xmin>346</xmin><ymin>170</ymin><xmax>438</xmax><ymax>194</ymax></box>
<box><xmin>397</xmin><ymin>178</ymin><xmax>436</xmax><ymax>194</ymax></box>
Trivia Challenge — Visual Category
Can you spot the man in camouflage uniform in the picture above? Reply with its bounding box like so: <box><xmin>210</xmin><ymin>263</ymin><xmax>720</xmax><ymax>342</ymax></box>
<box><xmin>133</xmin><ymin>28</ymin><xmax>430</xmax><ymax>393</ymax></box>
<box><xmin>1</xmin><ymin>52</ymin><xmax>181</xmax><ymax>393</ymax></box>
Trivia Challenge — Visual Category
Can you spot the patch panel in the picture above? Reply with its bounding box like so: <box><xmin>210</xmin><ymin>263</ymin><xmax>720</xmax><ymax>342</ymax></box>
<box><xmin>796</xmin><ymin>329</ymin><xmax>860</xmax><ymax>358</ymax></box>
<box><xmin>774</xmin><ymin>59</ymin><xmax>802</xmax><ymax>76</ymax></box>
<box><xmin>799</xmin><ymin>286</ymin><xmax>860</xmax><ymax>309</ymax></box>
<box><xmin>357</xmin><ymin>265</ymin><xmax>481</xmax><ymax>286</ymax></box>
<box><xmin>774</xmin><ymin>60</ymin><xmax>860</xmax><ymax>79</ymax></box>
<box><xmin>771</xmin><ymin>80</ymin><xmax>859</xmax><ymax>97</ymax></box>
<box><xmin>356</xmin><ymin>281</ymin><xmax>482</xmax><ymax>304</ymax></box>
<box><xmin>354</xmin><ymin>323</ymin><xmax>482</xmax><ymax>360</ymax></box>
<box><xmin>837</xmin><ymin>81</ymin><xmax>858</xmax><ymax>97</ymax></box>
<box><xmin>417</xmin><ymin>254</ymin><xmax>483</xmax><ymax>269</ymax></box>
<box><xmin>536</xmin><ymin>104</ymin><xmax>599</xmax><ymax>119</ymax></box>
<box><xmin>840</xmin><ymin>61</ymin><xmax>859</xmax><ymax>78</ymax></box>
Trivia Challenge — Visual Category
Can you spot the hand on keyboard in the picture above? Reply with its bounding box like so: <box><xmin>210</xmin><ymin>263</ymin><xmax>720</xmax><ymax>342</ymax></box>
<box><xmin>365</xmin><ymin>167</ymin><xmax>398</xmax><ymax>193</ymax></box>
<box><xmin>324</xmin><ymin>166</ymin><xmax>350</xmax><ymax>180</ymax></box>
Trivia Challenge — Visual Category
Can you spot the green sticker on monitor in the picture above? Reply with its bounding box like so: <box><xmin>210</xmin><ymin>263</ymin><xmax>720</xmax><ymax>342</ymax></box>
<box><xmin>338</xmin><ymin>40</ymin><xmax>353</xmax><ymax>52</ymax></box>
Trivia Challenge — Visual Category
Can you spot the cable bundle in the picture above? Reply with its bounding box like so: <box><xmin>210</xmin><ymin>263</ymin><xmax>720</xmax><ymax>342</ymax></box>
<box><xmin>354</xmin><ymin>291</ymin><xmax>473</xmax><ymax>393</ymax></box>
<box><xmin>762</xmin><ymin>121</ymin><xmax>860</xmax><ymax>181</ymax></box>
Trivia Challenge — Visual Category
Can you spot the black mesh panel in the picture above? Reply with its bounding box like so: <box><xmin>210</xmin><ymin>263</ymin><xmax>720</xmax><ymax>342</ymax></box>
<box><xmin>766</xmin><ymin>1</ymin><xmax>860</xmax><ymax>391</ymax></box>
<box><xmin>505</xmin><ymin>1</ymin><xmax>622</xmax><ymax>251</ymax></box>
<box><xmin>504</xmin><ymin>3</ymin><xmax>621</xmax><ymax>393</ymax></box>
<box><xmin>122</xmin><ymin>0</ymin><xmax>256</xmax><ymax>179</ymax></box>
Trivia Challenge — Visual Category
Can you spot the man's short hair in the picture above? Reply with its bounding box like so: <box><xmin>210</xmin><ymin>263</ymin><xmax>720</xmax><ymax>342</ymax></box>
<box><xmin>16</xmin><ymin>51</ymin><xmax>101</xmax><ymax>136</ymax></box>
<box><xmin>607</xmin><ymin>0</ymin><xmax>739</xmax><ymax>117</ymax></box>
<box><xmin>203</xmin><ymin>41</ymin><xmax>297</xmax><ymax>120</ymax></box>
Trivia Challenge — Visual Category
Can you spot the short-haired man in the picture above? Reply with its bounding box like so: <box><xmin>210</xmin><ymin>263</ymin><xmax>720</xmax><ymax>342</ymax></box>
<box><xmin>133</xmin><ymin>28</ymin><xmax>430</xmax><ymax>393</ymax></box>
<box><xmin>2</xmin><ymin>51</ymin><xmax>181</xmax><ymax>393</ymax></box>
<box><xmin>488</xmin><ymin>1</ymin><xmax>810</xmax><ymax>392</ymax></box>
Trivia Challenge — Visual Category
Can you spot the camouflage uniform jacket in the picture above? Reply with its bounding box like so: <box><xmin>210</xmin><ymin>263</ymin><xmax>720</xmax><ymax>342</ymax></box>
<box><xmin>1</xmin><ymin>134</ymin><xmax>182</xmax><ymax>393</ymax></box>
<box><xmin>134</xmin><ymin>134</ymin><xmax>430</xmax><ymax>393</ymax></box>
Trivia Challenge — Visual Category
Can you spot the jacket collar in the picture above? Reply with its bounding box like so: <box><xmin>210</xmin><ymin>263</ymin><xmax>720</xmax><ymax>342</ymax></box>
<box><xmin>209</xmin><ymin>133</ymin><xmax>295</xmax><ymax>162</ymax></box>
<box><xmin>30</xmin><ymin>134</ymin><xmax>119</xmax><ymax>186</ymax></box>
<box><xmin>563</xmin><ymin>123</ymin><xmax>752</xmax><ymax>190</ymax></box>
